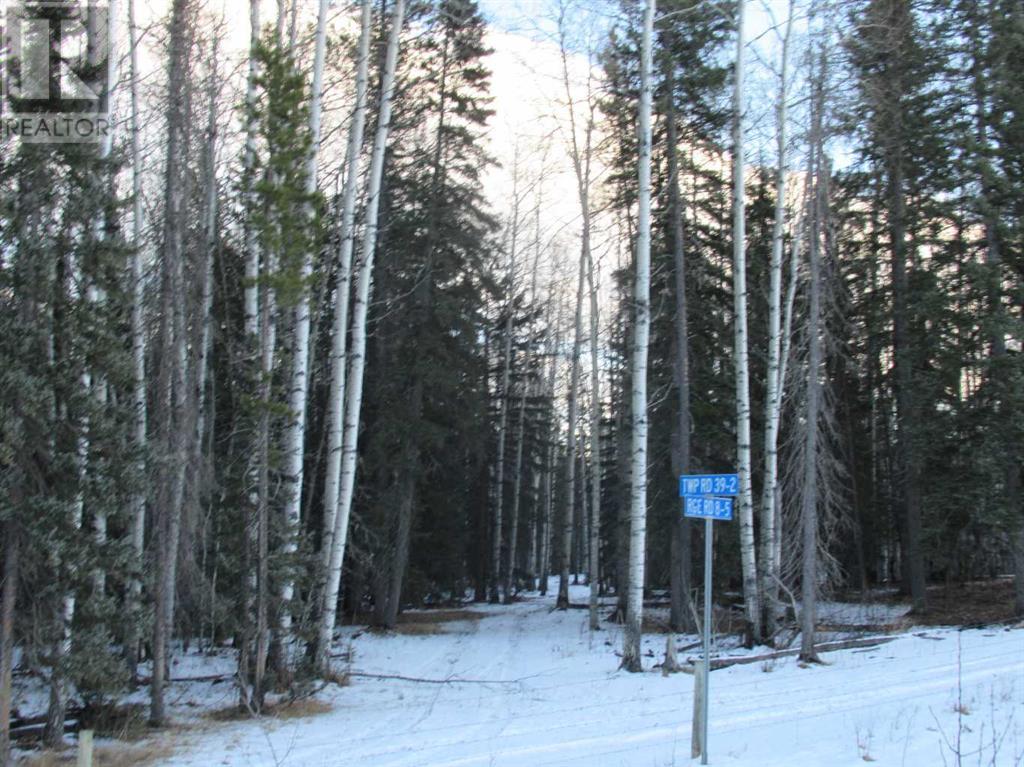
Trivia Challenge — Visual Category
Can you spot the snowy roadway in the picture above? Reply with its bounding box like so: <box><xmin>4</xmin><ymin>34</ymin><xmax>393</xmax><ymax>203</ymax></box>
<box><xmin>160</xmin><ymin>585</ymin><xmax>1024</xmax><ymax>766</ymax></box>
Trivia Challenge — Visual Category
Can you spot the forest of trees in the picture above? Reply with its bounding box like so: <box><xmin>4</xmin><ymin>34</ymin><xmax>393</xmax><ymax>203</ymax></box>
<box><xmin>0</xmin><ymin>0</ymin><xmax>1021</xmax><ymax>759</ymax></box>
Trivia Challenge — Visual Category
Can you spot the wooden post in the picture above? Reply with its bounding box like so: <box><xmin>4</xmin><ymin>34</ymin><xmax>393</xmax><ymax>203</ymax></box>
<box><xmin>691</xmin><ymin>662</ymin><xmax>705</xmax><ymax>759</ymax></box>
<box><xmin>77</xmin><ymin>729</ymin><xmax>94</xmax><ymax>767</ymax></box>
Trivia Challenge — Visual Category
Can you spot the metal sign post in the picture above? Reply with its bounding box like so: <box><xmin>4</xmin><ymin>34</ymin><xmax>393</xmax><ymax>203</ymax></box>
<box><xmin>681</xmin><ymin>473</ymin><xmax>737</xmax><ymax>765</ymax></box>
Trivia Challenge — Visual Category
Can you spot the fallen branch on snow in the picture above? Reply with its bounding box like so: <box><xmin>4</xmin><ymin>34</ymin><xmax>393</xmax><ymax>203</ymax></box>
<box><xmin>687</xmin><ymin>635</ymin><xmax>899</xmax><ymax>671</ymax></box>
<box><xmin>347</xmin><ymin>671</ymin><xmax>523</xmax><ymax>686</ymax></box>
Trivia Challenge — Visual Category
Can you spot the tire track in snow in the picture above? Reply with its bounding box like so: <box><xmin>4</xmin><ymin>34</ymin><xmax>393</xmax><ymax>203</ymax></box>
<box><xmin>348</xmin><ymin>640</ymin><xmax>1022</xmax><ymax>767</ymax></box>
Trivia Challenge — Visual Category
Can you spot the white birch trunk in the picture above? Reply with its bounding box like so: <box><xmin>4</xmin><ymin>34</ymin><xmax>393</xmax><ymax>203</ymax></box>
<box><xmin>585</xmin><ymin>247</ymin><xmax>601</xmax><ymax>631</ymax></box>
<box><xmin>560</xmin><ymin>242</ymin><xmax>586</xmax><ymax>609</ymax></box>
<box><xmin>89</xmin><ymin>0</ymin><xmax>119</xmax><ymax>597</ymax></box>
<box><xmin>317</xmin><ymin>0</ymin><xmax>406</xmax><ymax>672</ymax></box>
<box><xmin>505</xmin><ymin>202</ymin><xmax>544</xmax><ymax>601</ymax></box>
<box><xmin>126</xmin><ymin>0</ymin><xmax>147</xmax><ymax>672</ymax></box>
<box><xmin>280</xmin><ymin>0</ymin><xmax>330</xmax><ymax>631</ymax></box>
<box><xmin>557</xmin><ymin>8</ymin><xmax>601</xmax><ymax>629</ymax></box>
<box><xmin>731</xmin><ymin>0</ymin><xmax>762</xmax><ymax>644</ymax></box>
<box><xmin>538</xmin><ymin>325</ymin><xmax>560</xmax><ymax>596</ymax></box>
<box><xmin>237</xmin><ymin>0</ymin><xmax>262</xmax><ymax>711</ymax></box>
<box><xmin>759</xmin><ymin>0</ymin><xmax>794</xmax><ymax>640</ymax></box>
<box><xmin>243</xmin><ymin>0</ymin><xmax>261</xmax><ymax>341</ymax></box>
<box><xmin>527</xmin><ymin>468</ymin><xmax>540</xmax><ymax>585</ymax></box>
<box><xmin>197</xmin><ymin>48</ymin><xmax>218</xmax><ymax>453</ymax></box>
<box><xmin>622</xmin><ymin>0</ymin><xmax>654</xmax><ymax>672</ymax></box>
<box><xmin>539</xmin><ymin>443</ymin><xmax>554</xmax><ymax>595</ymax></box>
<box><xmin>49</xmin><ymin>4</ymin><xmax>119</xmax><ymax>737</ymax></box>
<box><xmin>800</xmin><ymin>143</ymin><xmax>824</xmax><ymax>664</ymax></box>
<box><xmin>492</xmin><ymin>161</ymin><xmax>522</xmax><ymax>603</ymax></box>
<box><xmin>775</xmin><ymin>209</ymin><xmax>804</xmax><ymax>575</ymax></box>
<box><xmin>578</xmin><ymin>443</ymin><xmax>589</xmax><ymax>581</ymax></box>
<box><xmin>319</xmin><ymin>0</ymin><xmax>373</xmax><ymax>628</ymax></box>
<box><xmin>506</xmin><ymin>386</ymin><xmax>527</xmax><ymax>601</ymax></box>
<box><xmin>152</xmin><ymin>0</ymin><xmax>192</xmax><ymax>726</ymax></box>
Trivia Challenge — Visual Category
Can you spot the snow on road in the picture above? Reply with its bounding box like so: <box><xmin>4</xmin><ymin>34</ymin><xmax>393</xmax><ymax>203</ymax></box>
<box><xmin>160</xmin><ymin>585</ymin><xmax>1024</xmax><ymax>766</ymax></box>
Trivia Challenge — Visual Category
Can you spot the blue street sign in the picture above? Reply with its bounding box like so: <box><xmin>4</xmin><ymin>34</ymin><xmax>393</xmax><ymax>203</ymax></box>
<box><xmin>679</xmin><ymin>473</ymin><xmax>739</xmax><ymax>498</ymax></box>
<box><xmin>684</xmin><ymin>496</ymin><xmax>733</xmax><ymax>521</ymax></box>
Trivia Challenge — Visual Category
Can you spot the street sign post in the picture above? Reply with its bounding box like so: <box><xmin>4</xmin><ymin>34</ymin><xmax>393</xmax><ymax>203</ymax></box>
<box><xmin>679</xmin><ymin>473</ymin><xmax>739</xmax><ymax>498</ymax></box>
<box><xmin>680</xmin><ymin>472</ymin><xmax>737</xmax><ymax>765</ymax></box>
<box><xmin>684</xmin><ymin>496</ymin><xmax>733</xmax><ymax>521</ymax></box>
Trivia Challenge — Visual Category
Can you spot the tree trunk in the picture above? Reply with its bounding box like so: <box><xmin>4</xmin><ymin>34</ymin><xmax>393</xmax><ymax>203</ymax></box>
<box><xmin>731</xmin><ymin>0</ymin><xmax>762</xmax><ymax>645</ymax></box>
<box><xmin>237</xmin><ymin>0</ymin><xmax>262</xmax><ymax>705</ymax></box>
<box><xmin>84</xmin><ymin>0</ymin><xmax>121</xmax><ymax>603</ymax></box>
<box><xmin>539</xmin><ymin>324</ymin><xmax>560</xmax><ymax>598</ymax></box>
<box><xmin>250</xmin><ymin>262</ymin><xmax>278</xmax><ymax>710</ymax></box>
<box><xmin>492</xmin><ymin>159</ymin><xmax>523</xmax><ymax>604</ymax></box>
<box><xmin>384</xmin><ymin>440</ymin><xmax>418</xmax><ymax>629</ymax></box>
<box><xmin>585</xmin><ymin>247</ymin><xmax>602</xmax><ymax>631</ymax></box>
<box><xmin>527</xmin><ymin>468</ymin><xmax>541</xmax><ymax>588</ymax></box>
<box><xmin>578</xmin><ymin>443</ymin><xmax>589</xmax><ymax>586</ymax></box>
<box><xmin>151</xmin><ymin>0</ymin><xmax>192</xmax><ymax>728</ymax></box>
<box><xmin>319</xmin><ymin>0</ymin><xmax>372</xmax><ymax>640</ymax></box>
<box><xmin>0</xmin><ymin>526</ymin><xmax>19</xmax><ymax>764</ymax></box>
<box><xmin>889</xmin><ymin>130</ymin><xmax>926</xmax><ymax>612</ymax></box>
<box><xmin>556</xmin><ymin>3</ymin><xmax>600</xmax><ymax>623</ymax></box>
<box><xmin>279</xmin><ymin>0</ymin><xmax>330</xmax><ymax>640</ymax></box>
<box><xmin>505</xmin><ymin>383</ymin><xmax>528</xmax><ymax>601</ymax></box>
<box><xmin>665</xmin><ymin>70</ymin><xmax>693</xmax><ymax>635</ymax></box>
<box><xmin>622</xmin><ymin>0</ymin><xmax>654</xmax><ymax>672</ymax></box>
<box><xmin>559</xmin><ymin>240</ymin><xmax>586</xmax><ymax>610</ymax></box>
<box><xmin>243</xmin><ymin>0</ymin><xmax>261</xmax><ymax>342</ymax></box>
<box><xmin>125</xmin><ymin>0</ymin><xmax>148</xmax><ymax>678</ymax></box>
<box><xmin>317</xmin><ymin>0</ymin><xmax>406</xmax><ymax>674</ymax></box>
<box><xmin>759</xmin><ymin>0</ymin><xmax>794</xmax><ymax>641</ymax></box>
<box><xmin>775</xmin><ymin>208</ymin><xmax>804</xmax><ymax>578</ymax></box>
<box><xmin>799</xmin><ymin>102</ymin><xmax>825</xmax><ymax>664</ymax></box>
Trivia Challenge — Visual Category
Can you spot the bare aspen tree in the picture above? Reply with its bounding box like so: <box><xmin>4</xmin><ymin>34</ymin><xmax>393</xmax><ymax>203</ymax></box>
<box><xmin>45</xmin><ymin>2</ymin><xmax>120</xmax><ymax>741</ymax></box>
<box><xmin>557</xmin><ymin>0</ymin><xmax>603</xmax><ymax>630</ymax></box>
<box><xmin>539</xmin><ymin>318</ymin><xmax>562</xmax><ymax>597</ymax></box>
<box><xmin>526</xmin><ymin>468</ymin><xmax>541</xmax><ymax>586</ymax></box>
<box><xmin>799</xmin><ymin>105</ymin><xmax>826</xmax><ymax>665</ymax></box>
<box><xmin>280</xmin><ymin>0</ymin><xmax>330</xmax><ymax>635</ymax></box>
<box><xmin>126</xmin><ymin>0</ymin><xmax>148</xmax><ymax>675</ymax></box>
<box><xmin>578</xmin><ymin>440</ymin><xmax>590</xmax><ymax>582</ymax></box>
<box><xmin>760</xmin><ymin>0</ymin><xmax>795</xmax><ymax>640</ymax></box>
<box><xmin>243</xmin><ymin>0</ymin><xmax>261</xmax><ymax>342</ymax></box>
<box><xmin>506</xmin><ymin>381</ymin><xmax>527</xmax><ymax>600</ymax></box>
<box><xmin>492</xmin><ymin>151</ymin><xmax>524</xmax><ymax>604</ymax></box>
<box><xmin>622</xmin><ymin>0</ymin><xmax>654</xmax><ymax>672</ymax></box>
<box><xmin>276</xmin><ymin>0</ymin><xmax>288</xmax><ymax>48</ymax></box>
<box><xmin>505</xmin><ymin>195</ymin><xmax>545</xmax><ymax>602</ymax></box>
<box><xmin>560</xmin><ymin>234</ymin><xmax>587</xmax><ymax>609</ymax></box>
<box><xmin>555</xmin><ymin>0</ymin><xmax>599</xmax><ymax>613</ymax></box>
<box><xmin>584</xmin><ymin>245</ymin><xmax>602</xmax><ymax>631</ymax></box>
<box><xmin>194</xmin><ymin>31</ymin><xmax>218</xmax><ymax>494</ymax></box>
<box><xmin>731</xmin><ymin>0</ymin><xmax>762</xmax><ymax>645</ymax></box>
<box><xmin>198</xmin><ymin>120</ymin><xmax>216</xmax><ymax>433</ymax></box>
<box><xmin>238</xmin><ymin>0</ymin><xmax>261</xmax><ymax>698</ymax></box>
<box><xmin>320</xmin><ymin>0</ymin><xmax>372</xmax><ymax>634</ymax></box>
<box><xmin>151</xmin><ymin>0</ymin><xmax>194</xmax><ymax>727</ymax></box>
<box><xmin>87</xmin><ymin>0</ymin><xmax>120</xmax><ymax>597</ymax></box>
<box><xmin>318</xmin><ymin>0</ymin><xmax>406</xmax><ymax>673</ymax></box>
<box><xmin>187</xmin><ymin>39</ymin><xmax>219</xmax><ymax>667</ymax></box>
<box><xmin>252</xmin><ymin>248</ymin><xmax>278</xmax><ymax>710</ymax></box>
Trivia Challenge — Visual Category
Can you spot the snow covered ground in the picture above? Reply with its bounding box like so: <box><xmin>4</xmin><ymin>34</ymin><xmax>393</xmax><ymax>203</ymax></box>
<box><xmin>144</xmin><ymin>582</ymin><xmax>1023</xmax><ymax>767</ymax></box>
